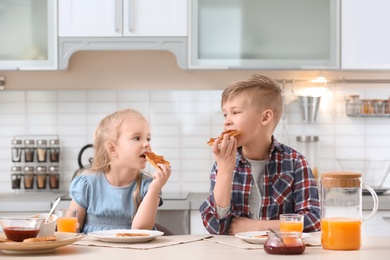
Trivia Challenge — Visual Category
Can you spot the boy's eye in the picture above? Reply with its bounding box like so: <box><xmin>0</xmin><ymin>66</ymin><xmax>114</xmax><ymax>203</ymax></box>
<box><xmin>133</xmin><ymin>137</ymin><xmax>141</xmax><ymax>141</ymax></box>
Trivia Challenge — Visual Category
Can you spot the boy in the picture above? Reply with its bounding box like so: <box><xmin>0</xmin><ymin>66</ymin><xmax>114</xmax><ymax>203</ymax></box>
<box><xmin>199</xmin><ymin>74</ymin><xmax>321</xmax><ymax>235</ymax></box>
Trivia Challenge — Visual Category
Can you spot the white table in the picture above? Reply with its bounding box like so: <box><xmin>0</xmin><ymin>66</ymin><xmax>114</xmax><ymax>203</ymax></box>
<box><xmin>1</xmin><ymin>235</ymin><xmax>389</xmax><ymax>260</ymax></box>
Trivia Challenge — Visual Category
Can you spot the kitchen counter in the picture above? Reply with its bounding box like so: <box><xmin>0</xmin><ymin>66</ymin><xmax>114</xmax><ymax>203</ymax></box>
<box><xmin>1</xmin><ymin>192</ymin><xmax>389</xmax><ymax>213</ymax></box>
<box><xmin>0</xmin><ymin>192</ymin><xmax>64</xmax><ymax>214</ymax></box>
<box><xmin>0</xmin><ymin>235</ymin><xmax>389</xmax><ymax>259</ymax></box>
<box><xmin>363</xmin><ymin>193</ymin><xmax>390</xmax><ymax>210</ymax></box>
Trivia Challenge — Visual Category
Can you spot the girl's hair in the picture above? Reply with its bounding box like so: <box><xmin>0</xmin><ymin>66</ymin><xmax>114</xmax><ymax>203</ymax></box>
<box><xmin>90</xmin><ymin>108</ymin><xmax>148</xmax><ymax>212</ymax></box>
<box><xmin>221</xmin><ymin>74</ymin><xmax>283</xmax><ymax>126</ymax></box>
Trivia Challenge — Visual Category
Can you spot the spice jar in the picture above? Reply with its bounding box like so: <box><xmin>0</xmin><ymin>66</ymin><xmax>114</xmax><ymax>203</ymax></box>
<box><xmin>36</xmin><ymin>166</ymin><xmax>47</xmax><ymax>189</ymax></box>
<box><xmin>361</xmin><ymin>99</ymin><xmax>374</xmax><ymax>114</ymax></box>
<box><xmin>36</xmin><ymin>139</ymin><xmax>48</xmax><ymax>162</ymax></box>
<box><xmin>346</xmin><ymin>95</ymin><xmax>362</xmax><ymax>115</ymax></box>
<box><xmin>49</xmin><ymin>139</ymin><xmax>60</xmax><ymax>163</ymax></box>
<box><xmin>23</xmin><ymin>166</ymin><xmax>35</xmax><ymax>189</ymax></box>
<box><xmin>11</xmin><ymin>139</ymin><xmax>23</xmax><ymax>162</ymax></box>
<box><xmin>264</xmin><ymin>232</ymin><xmax>306</xmax><ymax>255</ymax></box>
<box><xmin>24</xmin><ymin>139</ymin><xmax>35</xmax><ymax>162</ymax></box>
<box><xmin>49</xmin><ymin>166</ymin><xmax>60</xmax><ymax>189</ymax></box>
<box><xmin>11</xmin><ymin>166</ymin><xmax>22</xmax><ymax>189</ymax></box>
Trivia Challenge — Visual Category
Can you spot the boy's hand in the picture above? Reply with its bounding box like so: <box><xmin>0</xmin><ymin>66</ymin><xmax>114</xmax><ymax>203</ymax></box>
<box><xmin>212</xmin><ymin>134</ymin><xmax>237</xmax><ymax>174</ymax></box>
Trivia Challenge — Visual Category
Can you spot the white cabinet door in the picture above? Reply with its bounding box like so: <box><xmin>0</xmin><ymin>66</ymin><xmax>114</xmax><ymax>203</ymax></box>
<box><xmin>59</xmin><ymin>0</ymin><xmax>187</xmax><ymax>37</ymax></box>
<box><xmin>0</xmin><ymin>0</ymin><xmax>57</xmax><ymax>70</ymax></box>
<box><xmin>342</xmin><ymin>0</ymin><xmax>390</xmax><ymax>69</ymax></box>
<box><xmin>123</xmin><ymin>0</ymin><xmax>187</xmax><ymax>36</ymax></box>
<box><xmin>362</xmin><ymin>211</ymin><xmax>390</xmax><ymax>237</ymax></box>
<box><xmin>190</xmin><ymin>210</ymin><xmax>208</xmax><ymax>235</ymax></box>
<box><xmin>59</xmin><ymin>0</ymin><xmax>121</xmax><ymax>37</ymax></box>
<box><xmin>189</xmin><ymin>0</ymin><xmax>339</xmax><ymax>69</ymax></box>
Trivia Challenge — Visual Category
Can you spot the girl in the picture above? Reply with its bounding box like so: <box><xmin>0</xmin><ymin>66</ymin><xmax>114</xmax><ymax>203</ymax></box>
<box><xmin>68</xmin><ymin>108</ymin><xmax>171</xmax><ymax>233</ymax></box>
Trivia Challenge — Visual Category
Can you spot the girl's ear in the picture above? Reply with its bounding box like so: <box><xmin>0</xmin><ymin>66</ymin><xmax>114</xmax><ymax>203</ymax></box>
<box><xmin>105</xmin><ymin>141</ymin><xmax>117</xmax><ymax>157</ymax></box>
<box><xmin>261</xmin><ymin>109</ymin><xmax>273</xmax><ymax>125</ymax></box>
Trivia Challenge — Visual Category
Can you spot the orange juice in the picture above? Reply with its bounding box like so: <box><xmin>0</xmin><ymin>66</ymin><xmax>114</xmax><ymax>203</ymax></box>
<box><xmin>56</xmin><ymin>217</ymin><xmax>77</xmax><ymax>233</ymax></box>
<box><xmin>280</xmin><ymin>221</ymin><xmax>303</xmax><ymax>232</ymax></box>
<box><xmin>321</xmin><ymin>217</ymin><xmax>361</xmax><ymax>250</ymax></box>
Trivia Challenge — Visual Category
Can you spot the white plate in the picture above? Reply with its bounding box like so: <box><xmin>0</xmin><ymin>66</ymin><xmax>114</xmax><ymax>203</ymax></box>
<box><xmin>0</xmin><ymin>232</ymin><xmax>83</xmax><ymax>254</ymax></box>
<box><xmin>88</xmin><ymin>229</ymin><xmax>163</xmax><ymax>243</ymax></box>
<box><xmin>235</xmin><ymin>231</ymin><xmax>312</xmax><ymax>244</ymax></box>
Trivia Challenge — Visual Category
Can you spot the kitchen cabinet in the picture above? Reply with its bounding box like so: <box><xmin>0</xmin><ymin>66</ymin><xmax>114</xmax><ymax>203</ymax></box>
<box><xmin>341</xmin><ymin>0</ymin><xmax>390</xmax><ymax>70</ymax></box>
<box><xmin>59</xmin><ymin>0</ymin><xmax>187</xmax><ymax>37</ymax></box>
<box><xmin>0</xmin><ymin>0</ymin><xmax>57</xmax><ymax>70</ymax></box>
<box><xmin>189</xmin><ymin>0</ymin><xmax>339</xmax><ymax>69</ymax></box>
<box><xmin>190</xmin><ymin>210</ymin><xmax>208</xmax><ymax>235</ymax></box>
<box><xmin>58</xmin><ymin>0</ymin><xmax>188</xmax><ymax>70</ymax></box>
<box><xmin>362</xmin><ymin>211</ymin><xmax>390</xmax><ymax>237</ymax></box>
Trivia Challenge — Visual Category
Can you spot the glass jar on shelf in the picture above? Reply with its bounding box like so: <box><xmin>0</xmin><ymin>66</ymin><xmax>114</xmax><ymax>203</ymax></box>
<box><xmin>372</xmin><ymin>99</ymin><xmax>385</xmax><ymax>114</ymax></box>
<box><xmin>23</xmin><ymin>166</ymin><xmax>35</xmax><ymax>189</ymax></box>
<box><xmin>11</xmin><ymin>166</ymin><xmax>22</xmax><ymax>189</ymax></box>
<box><xmin>11</xmin><ymin>139</ymin><xmax>23</xmax><ymax>162</ymax></box>
<box><xmin>49</xmin><ymin>139</ymin><xmax>60</xmax><ymax>163</ymax></box>
<box><xmin>346</xmin><ymin>95</ymin><xmax>362</xmax><ymax>115</ymax></box>
<box><xmin>36</xmin><ymin>166</ymin><xmax>47</xmax><ymax>189</ymax></box>
<box><xmin>36</xmin><ymin>139</ymin><xmax>48</xmax><ymax>163</ymax></box>
<box><xmin>48</xmin><ymin>166</ymin><xmax>60</xmax><ymax>189</ymax></box>
<box><xmin>361</xmin><ymin>99</ymin><xmax>374</xmax><ymax>114</ymax></box>
<box><xmin>24</xmin><ymin>139</ymin><xmax>35</xmax><ymax>163</ymax></box>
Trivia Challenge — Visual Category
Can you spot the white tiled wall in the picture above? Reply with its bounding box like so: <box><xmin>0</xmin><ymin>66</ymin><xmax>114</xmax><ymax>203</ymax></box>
<box><xmin>1</xmin><ymin>84</ymin><xmax>390</xmax><ymax>194</ymax></box>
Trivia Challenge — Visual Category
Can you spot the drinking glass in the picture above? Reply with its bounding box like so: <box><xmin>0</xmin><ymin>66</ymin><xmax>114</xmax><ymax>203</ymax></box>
<box><xmin>279</xmin><ymin>214</ymin><xmax>304</xmax><ymax>233</ymax></box>
<box><xmin>55</xmin><ymin>209</ymin><xmax>78</xmax><ymax>233</ymax></box>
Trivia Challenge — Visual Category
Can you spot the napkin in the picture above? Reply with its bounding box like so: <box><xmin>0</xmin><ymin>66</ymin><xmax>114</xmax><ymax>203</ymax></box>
<box><xmin>74</xmin><ymin>234</ymin><xmax>212</xmax><ymax>250</ymax></box>
<box><xmin>204</xmin><ymin>235</ymin><xmax>264</xmax><ymax>250</ymax></box>
<box><xmin>303</xmin><ymin>231</ymin><xmax>321</xmax><ymax>246</ymax></box>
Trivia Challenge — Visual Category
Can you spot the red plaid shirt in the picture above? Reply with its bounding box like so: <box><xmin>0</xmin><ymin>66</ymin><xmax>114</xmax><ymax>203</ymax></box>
<box><xmin>199</xmin><ymin>136</ymin><xmax>321</xmax><ymax>234</ymax></box>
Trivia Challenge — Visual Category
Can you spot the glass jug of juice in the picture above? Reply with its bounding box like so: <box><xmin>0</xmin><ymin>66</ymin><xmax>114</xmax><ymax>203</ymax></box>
<box><xmin>321</xmin><ymin>172</ymin><xmax>378</xmax><ymax>250</ymax></box>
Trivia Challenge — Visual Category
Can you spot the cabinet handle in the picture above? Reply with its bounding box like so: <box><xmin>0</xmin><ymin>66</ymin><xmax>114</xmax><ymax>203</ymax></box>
<box><xmin>383</xmin><ymin>216</ymin><xmax>390</xmax><ymax>220</ymax></box>
<box><xmin>115</xmin><ymin>0</ymin><xmax>122</xmax><ymax>33</ymax></box>
<box><xmin>128</xmin><ymin>0</ymin><xmax>133</xmax><ymax>32</ymax></box>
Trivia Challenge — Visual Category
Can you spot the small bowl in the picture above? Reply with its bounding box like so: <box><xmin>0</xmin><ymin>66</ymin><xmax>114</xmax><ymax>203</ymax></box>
<box><xmin>0</xmin><ymin>218</ymin><xmax>44</xmax><ymax>242</ymax></box>
<box><xmin>264</xmin><ymin>231</ymin><xmax>306</xmax><ymax>255</ymax></box>
<box><xmin>29</xmin><ymin>214</ymin><xmax>58</xmax><ymax>237</ymax></box>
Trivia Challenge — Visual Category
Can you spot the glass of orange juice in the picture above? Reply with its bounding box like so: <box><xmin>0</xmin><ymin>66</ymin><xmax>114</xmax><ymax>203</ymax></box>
<box><xmin>55</xmin><ymin>209</ymin><xmax>78</xmax><ymax>233</ymax></box>
<box><xmin>279</xmin><ymin>214</ymin><xmax>304</xmax><ymax>233</ymax></box>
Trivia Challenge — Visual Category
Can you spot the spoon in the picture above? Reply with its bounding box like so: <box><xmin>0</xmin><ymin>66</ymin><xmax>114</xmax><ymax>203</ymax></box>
<box><xmin>45</xmin><ymin>197</ymin><xmax>61</xmax><ymax>223</ymax></box>
<box><xmin>267</xmin><ymin>227</ymin><xmax>287</xmax><ymax>247</ymax></box>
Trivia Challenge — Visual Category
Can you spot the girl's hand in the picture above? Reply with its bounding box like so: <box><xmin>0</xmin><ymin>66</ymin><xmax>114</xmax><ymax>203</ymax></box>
<box><xmin>150</xmin><ymin>163</ymin><xmax>171</xmax><ymax>190</ymax></box>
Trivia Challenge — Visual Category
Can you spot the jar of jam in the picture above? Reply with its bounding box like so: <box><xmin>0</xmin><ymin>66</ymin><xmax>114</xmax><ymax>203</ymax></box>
<box><xmin>264</xmin><ymin>232</ymin><xmax>305</xmax><ymax>255</ymax></box>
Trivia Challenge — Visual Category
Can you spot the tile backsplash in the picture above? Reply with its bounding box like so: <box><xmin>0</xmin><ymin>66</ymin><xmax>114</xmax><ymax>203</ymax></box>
<box><xmin>1</xmin><ymin>84</ymin><xmax>390</xmax><ymax>194</ymax></box>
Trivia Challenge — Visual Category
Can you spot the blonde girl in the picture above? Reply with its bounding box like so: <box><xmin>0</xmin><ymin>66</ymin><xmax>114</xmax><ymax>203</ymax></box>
<box><xmin>68</xmin><ymin>109</ymin><xmax>171</xmax><ymax>233</ymax></box>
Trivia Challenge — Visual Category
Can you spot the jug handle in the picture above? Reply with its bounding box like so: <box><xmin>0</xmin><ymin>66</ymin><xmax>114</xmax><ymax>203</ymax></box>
<box><xmin>362</xmin><ymin>183</ymin><xmax>379</xmax><ymax>222</ymax></box>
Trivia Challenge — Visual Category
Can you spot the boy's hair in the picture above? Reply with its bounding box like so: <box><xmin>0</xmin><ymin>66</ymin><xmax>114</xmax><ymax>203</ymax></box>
<box><xmin>221</xmin><ymin>74</ymin><xmax>283</xmax><ymax>127</ymax></box>
<box><xmin>90</xmin><ymin>108</ymin><xmax>147</xmax><ymax>173</ymax></box>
